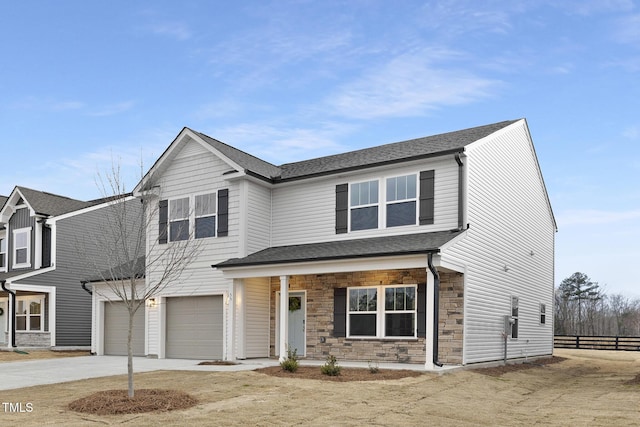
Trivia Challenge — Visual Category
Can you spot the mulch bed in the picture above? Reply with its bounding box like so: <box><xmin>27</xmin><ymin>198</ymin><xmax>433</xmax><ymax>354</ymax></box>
<box><xmin>475</xmin><ymin>356</ymin><xmax>566</xmax><ymax>377</ymax></box>
<box><xmin>197</xmin><ymin>360</ymin><xmax>238</xmax><ymax>366</ymax></box>
<box><xmin>256</xmin><ymin>365</ymin><xmax>424</xmax><ymax>382</ymax></box>
<box><xmin>68</xmin><ymin>389</ymin><xmax>198</xmax><ymax>415</ymax></box>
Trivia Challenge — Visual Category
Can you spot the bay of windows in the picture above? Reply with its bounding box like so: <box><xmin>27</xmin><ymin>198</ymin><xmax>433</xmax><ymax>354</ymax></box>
<box><xmin>348</xmin><ymin>285</ymin><xmax>417</xmax><ymax>338</ymax></box>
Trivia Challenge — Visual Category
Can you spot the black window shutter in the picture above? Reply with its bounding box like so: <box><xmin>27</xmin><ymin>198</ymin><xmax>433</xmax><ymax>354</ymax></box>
<box><xmin>41</xmin><ymin>226</ymin><xmax>51</xmax><ymax>268</ymax></box>
<box><xmin>335</xmin><ymin>184</ymin><xmax>348</xmax><ymax>234</ymax></box>
<box><xmin>419</xmin><ymin>170</ymin><xmax>435</xmax><ymax>225</ymax></box>
<box><xmin>158</xmin><ymin>200</ymin><xmax>168</xmax><ymax>244</ymax></box>
<box><xmin>217</xmin><ymin>189</ymin><xmax>229</xmax><ymax>237</ymax></box>
<box><xmin>417</xmin><ymin>283</ymin><xmax>427</xmax><ymax>338</ymax></box>
<box><xmin>333</xmin><ymin>288</ymin><xmax>347</xmax><ymax>337</ymax></box>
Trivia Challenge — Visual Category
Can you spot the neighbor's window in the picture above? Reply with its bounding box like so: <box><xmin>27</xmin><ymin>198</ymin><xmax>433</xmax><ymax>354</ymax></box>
<box><xmin>540</xmin><ymin>303</ymin><xmax>546</xmax><ymax>325</ymax></box>
<box><xmin>0</xmin><ymin>238</ymin><xmax>6</xmax><ymax>269</ymax></box>
<box><xmin>511</xmin><ymin>296</ymin><xmax>519</xmax><ymax>339</ymax></box>
<box><xmin>386</xmin><ymin>174</ymin><xmax>417</xmax><ymax>227</ymax></box>
<box><xmin>350</xmin><ymin>180</ymin><xmax>379</xmax><ymax>231</ymax></box>
<box><xmin>169</xmin><ymin>197</ymin><xmax>190</xmax><ymax>241</ymax></box>
<box><xmin>16</xmin><ymin>297</ymin><xmax>43</xmax><ymax>331</ymax></box>
<box><xmin>13</xmin><ymin>228</ymin><xmax>31</xmax><ymax>268</ymax></box>
<box><xmin>348</xmin><ymin>285</ymin><xmax>417</xmax><ymax>338</ymax></box>
<box><xmin>195</xmin><ymin>193</ymin><xmax>216</xmax><ymax>239</ymax></box>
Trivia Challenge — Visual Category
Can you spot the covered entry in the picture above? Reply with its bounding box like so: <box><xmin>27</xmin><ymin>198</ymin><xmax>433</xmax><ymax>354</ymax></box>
<box><xmin>165</xmin><ymin>295</ymin><xmax>223</xmax><ymax>359</ymax></box>
<box><xmin>104</xmin><ymin>301</ymin><xmax>145</xmax><ymax>356</ymax></box>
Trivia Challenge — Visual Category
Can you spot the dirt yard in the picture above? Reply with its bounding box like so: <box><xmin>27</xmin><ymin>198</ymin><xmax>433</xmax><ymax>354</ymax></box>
<box><xmin>1</xmin><ymin>349</ymin><xmax>639</xmax><ymax>426</ymax></box>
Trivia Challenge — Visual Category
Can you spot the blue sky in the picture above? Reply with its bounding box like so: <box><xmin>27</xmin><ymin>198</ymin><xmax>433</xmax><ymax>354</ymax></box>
<box><xmin>1</xmin><ymin>1</ymin><xmax>638</xmax><ymax>297</ymax></box>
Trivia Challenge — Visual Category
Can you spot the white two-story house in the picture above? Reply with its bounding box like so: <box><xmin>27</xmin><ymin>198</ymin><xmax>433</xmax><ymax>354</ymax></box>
<box><xmin>93</xmin><ymin>118</ymin><xmax>555</xmax><ymax>368</ymax></box>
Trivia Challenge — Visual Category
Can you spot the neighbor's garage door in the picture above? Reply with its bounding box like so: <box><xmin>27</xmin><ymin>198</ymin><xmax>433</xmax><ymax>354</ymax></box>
<box><xmin>166</xmin><ymin>296</ymin><xmax>223</xmax><ymax>359</ymax></box>
<box><xmin>104</xmin><ymin>301</ymin><xmax>145</xmax><ymax>356</ymax></box>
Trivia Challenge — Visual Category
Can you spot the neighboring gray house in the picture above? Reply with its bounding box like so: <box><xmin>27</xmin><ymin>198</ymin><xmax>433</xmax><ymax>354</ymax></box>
<box><xmin>94</xmin><ymin>119</ymin><xmax>555</xmax><ymax>369</ymax></box>
<box><xmin>0</xmin><ymin>186</ymin><xmax>137</xmax><ymax>348</ymax></box>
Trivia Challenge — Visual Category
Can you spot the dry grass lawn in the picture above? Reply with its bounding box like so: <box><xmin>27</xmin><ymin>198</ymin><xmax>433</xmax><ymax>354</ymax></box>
<box><xmin>0</xmin><ymin>349</ymin><xmax>90</xmax><ymax>362</ymax></box>
<box><xmin>0</xmin><ymin>348</ymin><xmax>639</xmax><ymax>426</ymax></box>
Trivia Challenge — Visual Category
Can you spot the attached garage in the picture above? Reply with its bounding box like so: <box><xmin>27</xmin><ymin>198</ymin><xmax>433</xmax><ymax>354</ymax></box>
<box><xmin>166</xmin><ymin>295</ymin><xmax>224</xmax><ymax>359</ymax></box>
<box><xmin>104</xmin><ymin>301</ymin><xmax>145</xmax><ymax>356</ymax></box>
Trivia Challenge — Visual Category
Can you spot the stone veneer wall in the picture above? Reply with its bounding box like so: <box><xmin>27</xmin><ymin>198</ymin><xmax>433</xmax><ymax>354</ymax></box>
<box><xmin>270</xmin><ymin>268</ymin><xmax>464</xmax><ymax>365</ymax></box>
<box><xmin>15</xmin><ymin>332</ymin><xmax>51</xmax><ymax>347</ymax></box>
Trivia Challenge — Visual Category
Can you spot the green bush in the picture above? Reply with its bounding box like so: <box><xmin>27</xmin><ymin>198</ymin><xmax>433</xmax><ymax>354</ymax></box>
<box><xmin>320</xmin><ymin>355</ymin><xmax>341</xmax><ymax>376</ymax></box>
<box><xmin>368</xmin><ymin>360</ymin><xmax>380</xmax><ymax>374</ymax></box>
<box><xmin>280</xmin><ymin>346</ymin><xmax>299</xmax><ymax>372</ymax></box>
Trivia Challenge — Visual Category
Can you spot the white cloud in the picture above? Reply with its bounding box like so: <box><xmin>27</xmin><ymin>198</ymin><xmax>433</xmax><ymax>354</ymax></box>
<box><xmin>12</xmin><ymin>97</ymin><xmax>85</xmax><ymax>112</ymax></box>
<box><xmin>209</xmin><ymin>122</ymin><xmax>353</xmax><ymax>164</ymax></box>
<box><xmin>614</xmin><ymin>14</ymin><xmax>640</xmax><ymax>45</ymax></box>
<box><xmin>326</xmin><ymin>49</ymin><xmax>499</xmax><ymax>119</ymax></box>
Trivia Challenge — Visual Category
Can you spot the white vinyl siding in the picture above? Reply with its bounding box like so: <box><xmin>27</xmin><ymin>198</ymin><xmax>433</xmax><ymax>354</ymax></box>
<box><xmin>271</xmin><ymin>158</ymin><xmax>460</xmax><ymax>246</ymax></box>
<box><xmin>145</xmin><ymin>139</ymin><xmax>240</xmax><ymax>359</ymax></box>
<box><xmin>243</xmin><ymin>278</ymin><xmax>270</xmax><ymax>358</ymax></box>
<box><xmin>441</xmin><ymin>120</ymin><xmax>555</xmax><ymax>364</ymax></box>
<box><xmin>246</xmin><ymin>182</ymin><xmax>272</xmax><ymax>254</ymax></box>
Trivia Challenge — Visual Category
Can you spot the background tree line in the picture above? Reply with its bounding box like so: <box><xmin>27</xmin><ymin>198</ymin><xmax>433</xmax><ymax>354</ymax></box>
<box><xmin>555</xmin><ymin>272</ymin><xmax>640</xmax><ymax>336</ymax></box>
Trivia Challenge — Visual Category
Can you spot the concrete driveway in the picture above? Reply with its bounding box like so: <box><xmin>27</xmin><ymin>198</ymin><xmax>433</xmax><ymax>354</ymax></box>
<box><xmin>0</xmin><ymin>356</ymin><xmax>279</xmax><ymax>391</ymax></box>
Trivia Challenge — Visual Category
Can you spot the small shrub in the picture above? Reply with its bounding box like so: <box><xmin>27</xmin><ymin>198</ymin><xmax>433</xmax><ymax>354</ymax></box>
<box><xmin>368</xmin><ymin>360</ymin><xmax>379</xmax><ymax>374</ymax></box>
<box><xmin>280</xmin><ymin>346</ymin><xmax>299</xmax><ymax>373</ymax></box>
<box><xmin>320</xmin><ymin>355</ymin><xmax>341</xmax><ymax>376</ymax></box>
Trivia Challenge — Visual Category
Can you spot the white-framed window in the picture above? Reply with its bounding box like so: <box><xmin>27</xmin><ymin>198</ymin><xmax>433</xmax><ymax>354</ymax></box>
<box><xmin>540</xmin><ymin>303</ymin><xmax>546</xmax><ymax>325</ymax></box>
<box><xmin>350</xmin><ymin>180</ymin><xmax>379</xmax><ymax>231</ymax></box>
<box><xmin>386</xmin><ymin>174</ymin><xmax>417</xmax><ymax>227</ymax></box>
<box><xmin>16</xmin><ymin>296</ymin><xmax>44</xmax><ymax>331</ymax></box>
<box><xmin>348</xmin><ymin>285</ymin><xmax>417</xmax><ymax>338</ymax></box>
<box><xmin>511</xmin><ymin>296</ymin><xmax>519</xmax><ymax>339</ymax></box>
<box><xmin>0</xmin><ymin>237</ymin><xmax>6</xmax><ymax>270</ymax></box>
<box><xmin>195</xmin><ymin>192</ymin><xmax>216</xmax><ymax>239</ymax></box>
<box><xmin>13</xmin><ymin>228</ymin><xmax>31</xmax><ymax>268</ymax></box>
<box><xmin>169</xmin><ymin>197</ymin><xmax>190</xmax><ymax>242</ymax></box>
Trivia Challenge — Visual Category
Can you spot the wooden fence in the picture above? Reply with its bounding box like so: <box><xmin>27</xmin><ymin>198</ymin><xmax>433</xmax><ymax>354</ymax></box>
<box><xmin>554</xmin><ymin>335</ymin><xmax>640</xmax><ymax>351</ymax></box>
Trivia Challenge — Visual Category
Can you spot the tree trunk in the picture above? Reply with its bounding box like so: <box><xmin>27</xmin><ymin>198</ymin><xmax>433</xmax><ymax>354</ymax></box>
<box><xmin>128</xmin><ymin>308</ymin><xmax>134</xmax><ymax>398</ymax></box>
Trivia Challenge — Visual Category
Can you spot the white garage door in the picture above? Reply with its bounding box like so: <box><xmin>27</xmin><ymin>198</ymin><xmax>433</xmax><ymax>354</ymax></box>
<box><xmin>104</xmin><ymin>301</ymin><xmax>145</xmax><ymax>356</ymax></box>
<box><xmin>166</xmin><ymin>296</ymin><xmax>223</xmax><ymax>360</ymax></box>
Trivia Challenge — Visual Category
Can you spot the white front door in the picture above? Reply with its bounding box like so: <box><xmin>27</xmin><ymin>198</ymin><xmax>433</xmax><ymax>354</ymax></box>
<box><xmin>0</xmin><ymin>300</ymin><xmax>6</xmax><ymax>344</ymax></box>
<box><xmin>287</xmin><ymin>292</ymin><xmax>306</xmax><ymax>357</ymax></box>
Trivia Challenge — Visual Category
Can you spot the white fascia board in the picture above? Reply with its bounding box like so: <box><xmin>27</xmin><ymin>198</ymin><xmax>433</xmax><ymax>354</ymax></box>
<box><xmin>47</xmin><ymin>195</ymin><xmax>137</xmax><ymax>224</ymax></box>
<box><xmin>465</xmin><ymin>119</ymin><xmax>525</xmax><ymax>153</ymax></box>
<box><xmin>216</xmin><ymin>254</ymin><xmax>430</xmax><ymax>279</ymax></box>
<box><xmin>4</xmin><ymin>267</ymin><xmax>55</xmax><ymax>283</ymax></box>
<box><xmin>134</xmin><ymin>128</ymin><xmax>248</xmax><ymax>196</ymax></box>
<box><xmin>0</xmin><ymin>188</ymin><xmax>32</xmax><ymax>223</ymax></box>
<box><xmin>430</xmin><ymin>254</ymin><xmax>466</xmax><ymax>273</ymax></box>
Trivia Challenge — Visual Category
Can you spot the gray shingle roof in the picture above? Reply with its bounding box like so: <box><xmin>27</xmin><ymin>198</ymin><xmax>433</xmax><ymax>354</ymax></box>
<box><xmin>16</xmin><ymin>186</ymin><xmax>94</xmax><ymax>217</ymax></box>
<box><xmin>195</xmin><ymin>131</ymin><xmax>282</xmax><ymax>179</ymax></box>
<box><xmin>195</xmin><ymin>120</ymin><xmax>518</xmax><ymax>182</ymax></box>
<box><xmin>278</xmin><ymin>120</ymin><xmax>518</xmax><ymax>180</ymax></box>
<box><xmin>86</xmin><ymin>256</ymin><xmax>146</xmax><ymax>283</ymax></box>
<box><xmin>0</xmin><ymin>196</ymin><xmax>7</xmax><ymax>210</ymax></box>
<box><xmin>215</xmin><ymin>230</ymin><xmax>463</xmax><ymax>268</ymax></box>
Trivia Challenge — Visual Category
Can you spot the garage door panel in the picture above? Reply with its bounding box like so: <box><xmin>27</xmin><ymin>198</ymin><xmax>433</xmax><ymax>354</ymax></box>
<box><xmin>166</xmin><ymin>296</ymin><xmax>223</xmax><ymax>360</ymax></box>
<box><xmin>104</xmin><ymin>301</ymin><xmax>145</xmax><ymax>356</ymax></box>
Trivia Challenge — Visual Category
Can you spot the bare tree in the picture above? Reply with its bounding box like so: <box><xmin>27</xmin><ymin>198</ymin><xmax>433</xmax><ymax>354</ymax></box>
<box><xmin>84</xmin><ymin>160</ymin><xmax>201</xmax><ymax>398</ymax></box>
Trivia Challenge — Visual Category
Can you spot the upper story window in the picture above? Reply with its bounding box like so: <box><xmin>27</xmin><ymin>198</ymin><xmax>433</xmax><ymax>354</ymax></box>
<box><xmin>386</xmin><ymin>174</ymin><xmax>417</xmax><ymax>227</ymax></box>
<box><xmin>195</xmin><ymin>193</ymin><xmax>216</xmax><ymax>239</ymax></box>
<box><xmin>347</xmin><ymin>285</ymin><xmax>417</xmax><ymax>338</ymax></box>
<box><xmin>159</xmin><ymin>189</ymin><xmax>228</xmax><ymax>244</ymax></box>
<box><xmin>169</xmin><ymin>197</ymin><xmax>190</xmax><ymax>242</ymax></box>
<box><xmin>13</xmin><ymin>228</ymin><xmax>31</xmax><ymax>268</ymax></box>
<box><xmin>0</xmin><ymin>237</ymin><xmax>6</xmax><ymax>270</ymax></box>
<box><xmin>350</xmin><ymin>180</ymin><xmax>379</xmax><ymax>231</ymax></box>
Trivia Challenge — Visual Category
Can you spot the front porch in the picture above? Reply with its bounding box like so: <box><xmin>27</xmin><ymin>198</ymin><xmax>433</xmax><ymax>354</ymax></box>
<box><xmin>0</xmin><ymin>283</ymin><xmax>56</xmax><ymax>348</ymax></box>
<box><xmin>267</xmin><ymin>268</ymin><xmax>464</xmax><ymax>366</ymax></box>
